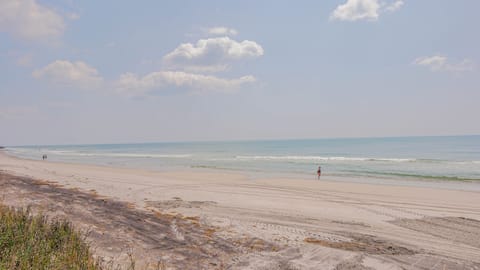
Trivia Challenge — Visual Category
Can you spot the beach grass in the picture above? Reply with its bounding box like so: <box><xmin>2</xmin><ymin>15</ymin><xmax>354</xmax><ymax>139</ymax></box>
<box><xmin>0</xmin><ymin>204</ymin><xmax>100</xmax><ymax>270</ymax></box>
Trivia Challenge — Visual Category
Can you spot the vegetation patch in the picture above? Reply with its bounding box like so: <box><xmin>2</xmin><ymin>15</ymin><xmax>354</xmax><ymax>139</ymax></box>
<box><xmin>0</xmin><ymin>204</ymin><xmax>100</xmax><ymax>270</ymax></box>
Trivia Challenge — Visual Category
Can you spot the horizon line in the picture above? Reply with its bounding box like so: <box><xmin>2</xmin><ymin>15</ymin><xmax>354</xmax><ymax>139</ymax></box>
<box><xmin>5</xmin><ymin>133</ymin><xmax>480</xmax><ymax>148</ymax></box>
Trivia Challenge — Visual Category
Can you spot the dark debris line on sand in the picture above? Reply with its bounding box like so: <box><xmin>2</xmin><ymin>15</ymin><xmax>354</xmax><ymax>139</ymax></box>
<box><xmin>0</xmin><ymin>172</ymin><xmax>277</xmax><ymax>269</ymax></box>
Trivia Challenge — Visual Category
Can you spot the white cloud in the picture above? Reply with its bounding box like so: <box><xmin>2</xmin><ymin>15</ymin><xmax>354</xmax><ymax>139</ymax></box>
<box><xmin>330</xmin><ymin>0</ymin><xmax>403</xmax><ymax>21</ymax></box>
<box><xmin>116</xmin><ymin>71</ymin><xmax>256</xmax><ymax>96</ymax></box>
<box><xmin>129</xmin><ymin>36</ymin><xmax>262</xmax><ymax>95</ymax></box>
<box><xmin>330</xmin><ymin>0</ymin><xmax>380</xmax><ymax>21</ymax></box>
<box><xmin>163</xmin><ymin>37</ymin><xmax>264</xmax><ymax>72</ymax></box>
<box><xmin>0</xmin><ymin>0</ymin><xmax>65</xmax><ymax>41</ymax></box>
<box><xmin>32</xmin><ymin>60</ymin><xmax>103</xmax><ymax>88</ymax></box>
<box><xmin>413</xmin><ymin>55</ymin><xmax>474</xmax><ymax>73</ymax></box>
<box><xmin>385</xmin><ymin>0</ymin><xmax>404</xmax><ymax>12</ymax></box>
<box><xmin>413</xmin><ymin>55</ymin><xmax>447</xmax><ymax>71</ymax></box>
<box><xmin>31</xmin><ymin>60</ymin><xmax>257</xmax><ymax>96</ymax></box>
<box><xmin>206</xmin><ymin>26</ymin><xmax>238</xmax><ymax>36</ymax></box>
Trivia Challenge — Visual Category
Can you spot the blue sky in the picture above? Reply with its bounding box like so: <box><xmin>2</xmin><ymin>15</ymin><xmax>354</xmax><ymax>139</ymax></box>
<box><xmin>1</xmin><ymin>0</ymin><xmax>479</xmax><ymax>145</ymax></box>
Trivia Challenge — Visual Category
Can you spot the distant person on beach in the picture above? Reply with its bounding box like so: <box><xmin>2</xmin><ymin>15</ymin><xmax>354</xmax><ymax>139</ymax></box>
<box><xmin>42</xmin><ymin>154</ymin><xmax>47</xmax><ymax>160</ymax></box>
<box><xmin>317</xmin><ymin>166</ymin><xmax>321</xmax><ymax>180</ymax></box>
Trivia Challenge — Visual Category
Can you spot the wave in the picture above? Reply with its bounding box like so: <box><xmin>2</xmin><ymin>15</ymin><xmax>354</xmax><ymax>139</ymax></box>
<box><xmin>8</xmin><ymin>148</ymin><xmax>480</xmax><ymax>165</ymax></box>
<box><xmin>356</xmin><ymin>171</ymin><xmax>480</xmax><ymax>182</ymax></box>
<box><xmin>43</xmin><ymin>150</ymin><xmax>192</xmax><ymax>159</ymax></box>
<box><xmin>235</xmin><ymin>155</ymin><xmax>417</xmax><ymax>162</ymax></box>
<box><xmin>235</xmin><ymin>155</ymin><xmax>480</xmax><ymax>165</ymax></box>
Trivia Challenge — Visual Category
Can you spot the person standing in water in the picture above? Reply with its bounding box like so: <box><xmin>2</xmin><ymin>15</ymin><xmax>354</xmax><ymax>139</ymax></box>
<box><xmin>317</xmin><ymin>166</ymin><xmax>321</xmax><ymax>180</ymax></box>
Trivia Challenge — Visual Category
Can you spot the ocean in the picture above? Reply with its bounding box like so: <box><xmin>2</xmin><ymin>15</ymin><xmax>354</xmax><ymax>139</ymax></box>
<box><xmin>6</xmin><ymin>135</ymin><xmax>480</xmax><ymax>184</ymax></box>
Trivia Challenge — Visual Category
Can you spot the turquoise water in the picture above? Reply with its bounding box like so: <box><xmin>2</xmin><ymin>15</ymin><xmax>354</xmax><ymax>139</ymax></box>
<box><xmin>7</xmin><ymin>136</ymin><xmax>480</xmax><ymax>182</ymax></box>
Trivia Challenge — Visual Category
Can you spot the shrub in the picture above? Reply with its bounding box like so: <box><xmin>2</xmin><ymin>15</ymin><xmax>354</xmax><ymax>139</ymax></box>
<box><xmin>0</xmin><ymin>204</ymin><xmax>100</xmax><ymax>270</ymax></box>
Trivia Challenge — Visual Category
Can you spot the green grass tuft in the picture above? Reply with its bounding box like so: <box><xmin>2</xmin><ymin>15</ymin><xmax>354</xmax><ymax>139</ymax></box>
<box><xmin>0</xmin><ymin>204</ymin><xmax>100</xmax><ymax>270</ymax></box>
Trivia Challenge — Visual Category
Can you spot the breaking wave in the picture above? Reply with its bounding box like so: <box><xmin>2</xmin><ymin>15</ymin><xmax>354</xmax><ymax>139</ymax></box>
<box><xmin>235</xmin><ymin>155</ymin><xmax>417</xmax><ymax>162</ymax></box>
<box><xmin>20</xmin><ymin>149</ymin><xmax>192</xmax><ymax>159</ymax></box>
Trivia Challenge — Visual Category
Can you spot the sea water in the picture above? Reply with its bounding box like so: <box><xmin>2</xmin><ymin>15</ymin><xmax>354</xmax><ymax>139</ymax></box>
<box><xmin>6</xmin><ymin>136</ymin><xmax>480</xmax><ymax>184</ymax></box>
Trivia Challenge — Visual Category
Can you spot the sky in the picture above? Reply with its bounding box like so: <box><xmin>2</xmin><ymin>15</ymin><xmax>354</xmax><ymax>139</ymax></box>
<box><xmin>1</xmin><ymin>0</ymin><xmax>479</xmax><ymax>146</ymax></box>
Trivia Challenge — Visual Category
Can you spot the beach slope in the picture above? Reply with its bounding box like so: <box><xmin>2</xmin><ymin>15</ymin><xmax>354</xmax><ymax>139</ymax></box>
<box><xmin>1</xmin><ymin>152</ymin><xmax>480</xmax><ymax>269</ymax></box>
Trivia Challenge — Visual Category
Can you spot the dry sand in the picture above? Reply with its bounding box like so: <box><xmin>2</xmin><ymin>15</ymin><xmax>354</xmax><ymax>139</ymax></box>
<box><xmin>1</xmin><ymin>151</ymin><xmax>480</xmax><ymax>269</ymax></box>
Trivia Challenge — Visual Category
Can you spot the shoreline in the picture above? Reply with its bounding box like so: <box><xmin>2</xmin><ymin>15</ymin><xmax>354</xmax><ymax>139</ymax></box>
<box><xmin>4</xmin><ymin>149</ymin><xmax>480</xmax><ymax>192</ymax></box>
<box><xmin>1</xmin><ymin>151</ymin><xmax>480</xmax><ymax>269</ymax></box>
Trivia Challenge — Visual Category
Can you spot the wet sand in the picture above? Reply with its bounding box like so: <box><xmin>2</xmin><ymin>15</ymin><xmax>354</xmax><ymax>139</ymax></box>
<box><xmin>1</xmin><ymin>151</ymin><xmax>480</xmax><ymax>269</ymax></box>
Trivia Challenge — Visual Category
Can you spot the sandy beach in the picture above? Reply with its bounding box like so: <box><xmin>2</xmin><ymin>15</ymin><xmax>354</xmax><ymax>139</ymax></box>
<box><xmin>1</xmin><ymin>151</ymin><xmax>480</xmax><ymax>269</ymax></box>
<box><xmin>3</xmin><ymin>1</ymin><xmax>479</xmax><ymax>268</ymax></box>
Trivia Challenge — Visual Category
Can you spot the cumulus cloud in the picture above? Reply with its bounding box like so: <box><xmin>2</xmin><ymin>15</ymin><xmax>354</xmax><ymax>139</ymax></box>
<box><xmin>163</xmin><ymin>37</ymin><xmax>264</xmax><ymax>72</ymax></box>
<box><xmin>205</xmin><ymin>26</ymin><xmax>238</xmax><ymax>36</ymax></box>
<box><xmin>385</xmin><ymin>0</ymin><xmax>404</xmax><ymax>12</ymax></box>
<box><xmin>116</xmin><ymin>71</ymin><xmax>256</xmax><ymax>96</ymax></box>
<box><xmin>32</xmin><ymin>60</ymin><xmax>103</xmax><ymax>88</ymax></box>
<box><xmin>0</xmin><ymin>0</ymin><xmax>65</xmax><ymax>41</ymax></box>
<box><xmin>330</xmin><ymin>0</ymin><xmax>380</xmax><ymax>21</ymax></box>
<box><xmin>330</xmin><ymin>0</ymin><xmax>403</xmax><ymax>21</ymax></box>
<box><xmin>126</xmin><ymin>37</ymin><xmax>261</xmax><ymax>94</ymax></box>
<box><xmin>413</xmin><ymin>55</ymin><xmax>474</xmax><ymax>73</ymax></box>
<box><xmin>31</xmin><ymin>59</ymin><xmax>257</xmax><ymax>96</ymax></box>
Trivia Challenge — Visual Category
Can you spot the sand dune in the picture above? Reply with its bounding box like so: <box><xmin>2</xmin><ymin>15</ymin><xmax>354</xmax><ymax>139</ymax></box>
<box><xmin>1</xmin><ymin>151</ymin><xmax>480</xmax><ymax>269</ymax></box>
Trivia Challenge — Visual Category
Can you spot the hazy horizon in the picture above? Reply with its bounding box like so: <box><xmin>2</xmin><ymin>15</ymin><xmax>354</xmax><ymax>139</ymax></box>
<box><xmin>1</xmin><ymin>1</ymin><xmax>479</xmax><ymax>146</ymax></box>
<box><xmin>5</xmin><ymin>134</ymin><xmax>480</xmax><ymax>148</ymax></box>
